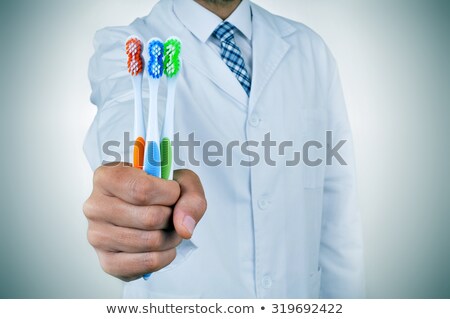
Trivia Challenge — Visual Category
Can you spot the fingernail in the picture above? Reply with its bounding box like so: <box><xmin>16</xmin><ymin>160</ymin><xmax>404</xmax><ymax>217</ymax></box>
<box><xmin>182</xmin><ymin>216</ymin><xmax>196</xmax><ymax>235</ymax></box>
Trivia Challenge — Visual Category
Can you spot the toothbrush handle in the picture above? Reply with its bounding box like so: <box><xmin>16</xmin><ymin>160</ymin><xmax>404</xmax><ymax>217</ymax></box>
<box><xmin>132</xmin><ymin>75</ymin><xmax>145</xmax><ymax>169</ymax></box>
<box><xmin>142</xmin><ymin>141</ymin><xmax>161</xmax><ymax>280</ymax></box>
<box><xmin>160</xmin><ymin>78</ymin><xmax>177</xmax><ymax>180</ymax></box>
<box><xmin>160</xmin><ymin>138</ymin><xmax>173</xmax><ymax>180</ymax></box>
<box><xmin>142</xmin><ymin>139</ymin><xmax>163</xmax><ymax>281</ymax></box>
<box><xmin>143</xmin><ymin>80</ymin><xmax>161</xmax><ymax>178</ymax></box>
<box><xmin>143</xmin><ymin>80</ymin><xmax>161</xmax><ymax>280</ymax></box>
<box><xmin>142</xmin><ymin>141</ymin><xmax>160</xmax><ymax>280</ymax></box>
<box><xmin>133</xmin><ymin>137</ymin><xmax>145</xmax><ymax>169</ymax></box>
<box><xmin>144</xmin><ymin>141</ymin><xmax>161</xmax><ymax>177</ymax></box>
<box><xmin>143</xmin><ymin>273</ymin><xmax>152</xmax><ymax>280</ymax></box>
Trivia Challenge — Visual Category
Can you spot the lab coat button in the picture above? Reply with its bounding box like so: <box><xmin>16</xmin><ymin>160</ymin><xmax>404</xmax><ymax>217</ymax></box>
<box><xmin>249</xmin><ymin>114</ymin><xmax>260</xmax><ymax>127</ymax></box>
<box><xmin>262</xmin><ymin>276</ymin><xmax>272</xmax><ymax>289</ymax></box>
<box><xmin>258</xmin><ymin>198</ymin><xmax>270</xmax><ymax>210</ymax></box>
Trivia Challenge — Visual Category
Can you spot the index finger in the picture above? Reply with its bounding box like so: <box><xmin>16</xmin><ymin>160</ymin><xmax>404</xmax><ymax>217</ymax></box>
<box><xmin>94</xmin><ymin>163</ymin><xmax>181</xmax><ymax>206</ymax></box>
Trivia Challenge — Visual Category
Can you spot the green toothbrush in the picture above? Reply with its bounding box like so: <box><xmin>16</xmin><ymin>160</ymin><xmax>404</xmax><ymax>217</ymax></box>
<box><xmin>161</xmin><ymin>37</ymin><xmax>182</xmax><ymax>180</ymax></box>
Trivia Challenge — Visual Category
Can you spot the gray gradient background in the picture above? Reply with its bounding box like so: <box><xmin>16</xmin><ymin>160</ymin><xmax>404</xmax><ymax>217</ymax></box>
<box><xmin>0</xmin><ymin>0</ymin><xmax>449</xmax><ymax>298</ymax></box>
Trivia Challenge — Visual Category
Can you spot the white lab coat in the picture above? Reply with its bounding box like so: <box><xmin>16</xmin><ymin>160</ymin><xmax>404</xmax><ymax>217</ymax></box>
<box><xmin>85</xmin><ymin>0</ymin><xmax>365</xmax><ymax>298</ymax></box>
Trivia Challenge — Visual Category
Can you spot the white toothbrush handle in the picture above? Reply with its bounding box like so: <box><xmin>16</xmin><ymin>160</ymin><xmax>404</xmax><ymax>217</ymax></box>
<box><xmin>161</xmin><ymin>78</ymin><xmax>177</xmax><ymax>180</ymax></box>
<box><xmin>143</xmin><ymin>78</ymin><xmax>161</xmax><ymax>178</ymax></box>
<box><xmin>132</xmin><ymin>75</ymin><xmax>145</xmax><ymax>139</ymax></box>
<box><xmin>142</xmin><ymin>78</ymin><xmax>161</xmax><ymax>280</ymax></box>
<box><xmin>131</xmin><ymin>75</ymin><xmax>146</xmax><ymax>169</ymax></box>
<box><xmin>162</xmin><ymin>78</ymin><xmax>176</xmax><ymax>142</ymax></box>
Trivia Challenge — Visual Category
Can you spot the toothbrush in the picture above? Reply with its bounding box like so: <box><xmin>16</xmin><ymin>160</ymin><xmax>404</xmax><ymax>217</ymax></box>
<box><xmin>126</xmin><ymin>36</ymin><xmax>145</xmax><ymax>169</ymax></box>
<box><xmin>161</xmin><ymin>37</ymin><xmax>182</xmax><ymax>180</ymax></box>
<box><xmin>142</xmin><ymin>38</ymin><xmax>164</xmax><ymax>281</ymax></box>
<box><xmin>143</xmin><ymin>38</ymin><xmax>164</xmax><ymax>178</ymax></box>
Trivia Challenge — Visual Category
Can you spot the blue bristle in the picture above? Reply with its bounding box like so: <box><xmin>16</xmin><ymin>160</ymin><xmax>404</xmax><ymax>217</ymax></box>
<box><xmin>148</xmin><ymin>39</ymin><xmax>164</xmax><ymax>79</ymax></box>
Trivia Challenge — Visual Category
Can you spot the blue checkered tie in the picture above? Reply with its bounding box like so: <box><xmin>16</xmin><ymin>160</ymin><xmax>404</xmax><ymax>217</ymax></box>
<box><xmin>213</xmin><ymin>21</ymin><xmax>252</xmax><ymax>96</ymax></box>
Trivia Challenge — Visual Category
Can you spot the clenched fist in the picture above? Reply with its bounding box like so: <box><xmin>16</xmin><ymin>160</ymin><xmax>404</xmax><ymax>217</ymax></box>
<box><xmin>83</xmin><ymin>164</ymin><xmax>207</xmax><ymax>281</ymax></box>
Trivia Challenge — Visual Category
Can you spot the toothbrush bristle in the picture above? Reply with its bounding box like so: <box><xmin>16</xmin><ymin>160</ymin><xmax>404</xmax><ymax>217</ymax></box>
<box><xmin>148</xmin><ymin>39</ymin><xmax>164</xmax><ymax>79</ymax></box>
<box><xmin>164</xmin><ymin>37</ymin><xmax>182</xmax><ymax>78</ymax></box>
<box><xmin>126</xmin><ymin>37</ymin><xmax>143</xmax><ymax>76</ymax></box>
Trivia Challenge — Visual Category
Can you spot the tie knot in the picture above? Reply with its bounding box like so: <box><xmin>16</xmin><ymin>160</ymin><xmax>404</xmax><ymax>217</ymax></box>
<box><xmin>212</xmin><ymin>21</ymin><xmax>236</xmax><ymax>43</ymax></box>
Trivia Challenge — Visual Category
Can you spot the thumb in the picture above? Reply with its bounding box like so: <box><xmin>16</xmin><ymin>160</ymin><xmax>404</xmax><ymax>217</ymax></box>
<box><xmin>172</xmin><ymin>169</ymin><xmax>207</xmax><ymax>239</ymax></box>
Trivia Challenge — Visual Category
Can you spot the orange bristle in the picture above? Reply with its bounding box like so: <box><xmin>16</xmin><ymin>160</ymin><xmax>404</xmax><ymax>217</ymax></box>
<box><xmin>126</xmin><ymin>38</ymin><xmax>143</xmax><ymax>76</ymax></box>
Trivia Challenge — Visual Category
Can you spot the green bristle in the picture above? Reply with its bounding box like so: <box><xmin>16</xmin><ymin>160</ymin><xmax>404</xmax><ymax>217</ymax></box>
<box><xmin>164</xmin><ymin>38</ymin><xmax>182</xmax><ymax>78</ymax></box>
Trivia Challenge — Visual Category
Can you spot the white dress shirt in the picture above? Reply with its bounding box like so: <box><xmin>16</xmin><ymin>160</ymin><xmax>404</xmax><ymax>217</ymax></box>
<box><xmin>174</xmin><ymin>0</ymin><xmax>253</xmax><ymax>76</ymax></box>
<box><xmin>85</xmin><ymin>0</ymin><xmax>365</xmax><ymax>298</ymax></box>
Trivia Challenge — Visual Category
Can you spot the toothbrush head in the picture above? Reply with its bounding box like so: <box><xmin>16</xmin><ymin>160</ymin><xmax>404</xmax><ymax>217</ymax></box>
<box><xmin>126</xmin><ymin>36</ymin><xmax>143</xmax><ymax>76</ymax></box>
<box><xmin>164</xmin><ymin>37</ymin><xmax>182</xmax><ymax>78</ymax></box>
<box><xmin>148</xmin><ymin>38</ymin><xmax>164</xmax><ymax>79</ymax></box>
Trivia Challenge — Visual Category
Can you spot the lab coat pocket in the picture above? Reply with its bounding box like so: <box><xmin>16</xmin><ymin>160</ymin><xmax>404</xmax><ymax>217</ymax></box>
<box><xmin>299</xmin><ymin>108</ymin><xmax>327</xmax><ymax>189</ymax></box>
<box><xmin>308</xmin><ymin>267</ymin><xmax>322</xmax><ymax>298</ymax></box>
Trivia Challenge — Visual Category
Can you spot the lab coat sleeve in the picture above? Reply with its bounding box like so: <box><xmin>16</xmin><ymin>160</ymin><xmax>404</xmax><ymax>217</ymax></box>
<box><xmin>84</xmin><ymin>26</ymin><xmax>136</xmax><ymax>168</ymax></box>
<box><xmin>84</xmin><ymin>26</ymin><xmax>197</xmax><ymax>275</ymax></box>
<box><xmin>319</xmin><ymin>50</ymin><xmax>365</xmax><ymax>298</ymax></box>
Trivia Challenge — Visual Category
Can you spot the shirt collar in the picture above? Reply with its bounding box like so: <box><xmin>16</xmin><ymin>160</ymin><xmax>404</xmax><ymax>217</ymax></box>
<box><xmin>173</xmin><ymin>0</ymin><xmax>252</xmax><ymax>43</ymax></box>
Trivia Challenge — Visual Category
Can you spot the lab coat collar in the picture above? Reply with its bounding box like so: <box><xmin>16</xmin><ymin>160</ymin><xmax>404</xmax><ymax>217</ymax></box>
<box><xmin>171</xmin><ymin>0</ymin><xmax>296</xmax><ymax>108</ymax></box>
<box><xmin>172</xmin><ymin>0</ymin><xmax>249</xmax><ymax>107</ymax></box>
<box><xmin>226</xmin><ymin>0</ymin><xmax>252</xmax><ymax>41</ymax></box>
<box><xmin>248</xmin><ymin>3</ymin><xmax>295</xmax><ymax>112</ymax></box>
<box><xmin>174</xmin><ymin>0</ymin><xmax>252</xmax><ymax>43</ymax></box>
<box><xmin>182</xmin><ymin>39</ymin><xmax>250</xmax><ymax>108</ymax></box>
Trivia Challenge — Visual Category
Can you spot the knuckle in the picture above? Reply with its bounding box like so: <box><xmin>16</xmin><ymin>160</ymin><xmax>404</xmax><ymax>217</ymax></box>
<box><xmin>174</xmin><ymin>169</ymin><xmax>191</xmax><ymax>186</ymax></box>
<box><xmin>128</xmin><ymin>177</ymin><xmax>152</xmax><ymax>203</ymax></box>
<box><xmin>141</xmin><ymin>207</ymin><xmax>159</xmax><ymax>229</ymax></box>
<box><xmin>152</xmin><ymin>232</ymin><xmax>165</xmax><ymax>249</ymax></box>
<box><xmin>142</xmin><ymin>206</ymin><xmax>169</xmax><ymax>229</ymax></box>
<box><xmin>99</xmin><ymin>254</ymin><xmax>115</xmax><ymax>276</ymax></box>
<box><xmin>87</xmin><ymin>226</ymin><xmax>103</xmax><ymax>248</ymax></box>
<box><xmin>142</xmin><ymin>231</ymin><xmax>163</xmax><ymax>250</ymax></box>
<box><xmin>143</xmin><ymin>250</ymin><xmax>176</xmax><ymax>272</ymax></box>
<box><xmin>83</xmin><ymin>196</ymin><xmax>102</xmax><ymax>220</ymax></box>
<box><xmin>142</xmin><ymin>252</ymin><xmax>158</xmax><ymax>271</ymax></box>
<box><xmin>185</xmin><ymin>169</ymin><xmax>201</xmax><ymax>184</ymax></box>
<box><xmin>87</xmin><ymin>231</ymin><xmax>96</xmax><ymax>247</ymax></box>
<box><xmin>93</xmin><ymin>166</ymin><xmax>107</xmax><ymax>185</ymax></box>
<box><xmin>82</xmin><ymin>198</ymin><xmax>94</xmax><ymax>219</ymax></box>
<box><xmin>141</xmin><ymin>215</ymin><xmax>154</xmax><ymax>230</ymax></box>
<box><xmin>167</xmin><ymin>248</ymin><xmax>177</xmax><ymax>264</ymax></box>
<box><xmin>167</xmin><ymin>181</ymin><xmax>181</xmax><ymax>199</ymax></box>
<box><xmin>191</xmin><ymin>194</ymin><xmax>208</xmax><ymax>214</ymax></box>
<box><xmin>189</xmin><ymin>169</ymin><xmax>201</xmax><ymax>181</ymax></box>
<box><xmin>98</xmin><ymin>251</ymin><xmax>136</xmax><ymax>281</ymax></box>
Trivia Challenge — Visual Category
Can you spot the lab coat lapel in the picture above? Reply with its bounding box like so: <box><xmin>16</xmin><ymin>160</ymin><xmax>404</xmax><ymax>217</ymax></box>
<box><xmin>248</xmin><ymin>4</ymin><xmax>292</xmax><ymax>114</ymax></box>
<box><xmin>182</xmin><ymin>34</ymin><xmax>249</xmax><ymax>108</ymax></box>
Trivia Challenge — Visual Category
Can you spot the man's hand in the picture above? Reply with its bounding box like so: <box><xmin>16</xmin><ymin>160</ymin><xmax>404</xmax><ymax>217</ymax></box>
<box><xmin>83</xmin><ymin>164</ymin><xmax>207</xmax><ymax>281</ymax></box>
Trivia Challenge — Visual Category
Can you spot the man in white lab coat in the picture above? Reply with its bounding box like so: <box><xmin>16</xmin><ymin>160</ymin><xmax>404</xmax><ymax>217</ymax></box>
<box><xmin>83</xmin><ymin>0</ymin><xmax>365</xmax><ymax>298</ymax></box>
